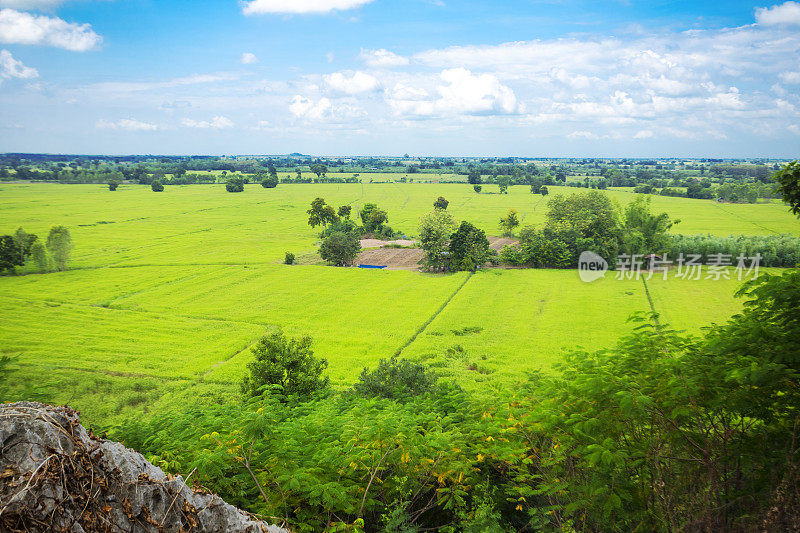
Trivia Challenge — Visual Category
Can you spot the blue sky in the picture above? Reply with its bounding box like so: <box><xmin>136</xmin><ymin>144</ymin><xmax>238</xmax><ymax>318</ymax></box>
<box><xmin>1</xmin><ymin>0</ymin><xmax>799</xmax><ymax>156</ymax></box>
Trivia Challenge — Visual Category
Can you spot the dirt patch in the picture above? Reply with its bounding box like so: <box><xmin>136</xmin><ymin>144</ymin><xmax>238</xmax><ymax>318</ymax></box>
<box><xmin>357</xmin><ymin>247</ymin><xmax>425</xmax><ymax>270</ymax></box>
<box><xmin>488</xmin><ymin>236</ymin><xmax>519</xmax><ymax>250</ymax></box>
<box><xmin>360</xmin><ymin>238</ymin><xmax>417</xmax><ymax>248</ymax></box>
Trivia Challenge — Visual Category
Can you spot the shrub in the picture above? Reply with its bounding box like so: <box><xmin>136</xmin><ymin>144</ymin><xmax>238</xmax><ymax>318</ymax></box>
<box><xmin>284</xmin><ymin>251</ymin><xmax>295</xmax><ymax>265</ymax></box>
<box><xmin>30</xmin><ymin>241</ymin><xmax>49</xmax><ymax>272</ymax></box>
<box><xmin>261</xmin><ymin>175</ymin><xmax>278</xmax><ymax>188</ymax></box>
<box><xmin>108</xmin><ymin>181</ymin><xmax>119</xmax><ymax>191</ymax></box>
<box><xmin>448</xmin><ymin>221</ymin><xmax>491</xmax><ymax>272</ymax></box>
<box><xmin>240</xmin><ymin>330</ymin><xmax>329</xmax><ymax>400</ymax></box>
<box><xmin>226</xmin><ymin>178</ymin><xmax>245</xmax><ymax>192</ymax></box>
<box><xmin>352</xmin><ymin>356</ymin><xmax>439</xmax><ymax>401</ymax></box>
<box><xmin>151</xmin><ymin>180</ymin><xmax>164</xmax><ymax>192</ymax></box>
<box><xmin>0</xmin><ymin>235</ymin><xmax>23</xmax><ymax>273</ymax></box>
<box><xmin>473</xmin><ymin>185</ymin><xmax>482</xmax><ymax>193</ymax></box>
<box><xmin>433</xmin><ymin>196</ymin><xmax>449</xmax><ymax>210</ymax></box>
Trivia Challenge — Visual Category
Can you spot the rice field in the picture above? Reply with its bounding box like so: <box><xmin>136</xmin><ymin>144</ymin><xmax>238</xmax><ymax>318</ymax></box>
<box><xmin>1</xmin><ymin>182</ymin><xmax>797</xmax><ymax>424</ymax></box>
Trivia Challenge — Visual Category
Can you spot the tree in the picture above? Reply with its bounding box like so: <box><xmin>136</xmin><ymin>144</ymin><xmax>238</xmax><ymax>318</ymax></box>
<box><xmin>774</xmin><ymin>160</ymin><xmax>800</xmax><ymax>217</ymax></box>
<box><xmin>473</xmin><ymin>185</ymin><xmax>482</xmax><ymax>193</ymax></box>
<box><xmin>319</xmin><ymin>231</ymin><xmax>361</xmax><ymax>266</ymax></box>
<box><xmin>337</xmin><ymin>205</ymin><xmax>352</xmax><ymax>219</ymax></box>
<box><xmin>540</xmin><ymin>185</ymin><xmax>549</xmax><ymax>196</ymax></box>
<box><xmin>284</xmin><ymin>251</ymin><xmax>295</xmax><ymax>265</ymax></box>
<box><xmin>261</xmin><ymin>175</ymin><xmax>278</xmax><ymax>188</ymax></box>
<box><xmin>359</xmin><ymin>203</ymin><xmax>388</xmax><ymax>233</ymax></box>
<box><xmin>240</xmin><ymin>330</ymin><xmax>329</xmax><ymax>400</ymax></box>
<box><xmin>467</xmin><ymin>168</ymin><xmax>482</xmax><ymax>185</ymax></box>
<box><xmin>151</xmin><ymin>180</ymin><xmax>164</xmax><ymax>192</ymax></box>
<box><xmin>545</xmin><ymin>191</ymin><xmax>621</xmax><ymax>263</ymax></box>
<box><xmin>310</xmin><ymin>163</ymin><xmax>327</xmax><ymax>178</ymax></box>
<box><xmin>448</xmin><ymin>221</ymin><xmax>491</xmax><ymax>272</ymax></box>
<box><xmin>418</xmin><ymin>209</ymin><xmax>457</xmax><ymax>271</ymax></box>
<box><xmin>307</xmin><ymin>198</ymin><xmax>338</xmax><ymax>228</ymax></box>
<box><xmin>499</xmin><ymin>208</ymin><xmax>520</xmax><ymax>236</ymax></box>
<box><xmin>46</xmin><ymin>225</ymin><xmax>73</xmax><ymax>271</ymax></box>
<box><xmin>30</xmin><ymin>241</ymin><xmax>48</xmax><ymax>272</ymax></box>
<box><xmin>497</xmin><ymin>175</ymin><xmax>511</xmax><ymax>194</ymax></box>
<box><xmin>108</xmin><ymin>181</ymin><xmax>119</xmax><ymax>191</ymax></box>
<box><xmin>0</xmin><ymin>235</ymin><xmax>23</xmax><ymax>273</ymax></box>
<box><xmin>433</xmin><ymin>196</ymin><xmax>449</xmax><ymax>210</ymax></box>
<box><xmin>12</xmin><ymin>227</ymin><xmax>37</xmax><ymax>265</ymax></box>
<box><xmin>621</xmin><ymin>195</ymin><xmax>675</xmax><ymax>255</ymax></box>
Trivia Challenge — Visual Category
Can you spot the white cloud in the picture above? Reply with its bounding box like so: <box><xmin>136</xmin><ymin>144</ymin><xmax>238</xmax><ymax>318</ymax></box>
<box><xmin>779</xmin><ymin>71</ymin><xmax>800</xmax><ymax>83</ymax></box>
<box><xmin>0</xmin><ymin>8</ymin><xmax>101</xmax><ymax>51</ymax></box>
<box><xmin>0</xmin><ymin>48</ymin><xmax>37</xmax><ymax>80</ymax></box>
<box><xmin>567</xmin><ymin>130</ymin><xmax>597</xmax><ymax>139</ymax></box>
<box><xmin>324</xmin><ymin>70</ymin><xmax>379</xmax><ymax>94</ymax></box>
<box><xmin>242</xmin><ymin>0</ymin><xmax>373</xmax><ymax>15</ymax></box>
<box><xmin>634</xmin><ymin>129</ymin><xmax>654</xmax><ymax>139</ymax></box>
<box><xmin>181</xmin><ymin>116</ymin><xmax>234</xmax><ymax>129</ymax></box>
<box><xmin>240</xmin><ymin>52</ymin><xmax>258</xmax><ymax>64</ymax></box>
<box><xmin>359</xmin><ymin>48</ymin><xmax>409</xmax><ymax>67</ymax></box>
<box><xmin>755</xmin><ymin>1</ymin><xmax>800</xmax><ymax>25</ymax></box>
<box><xmin>289</xmin><ymin>95</ymin><xmax>332</xmax><ymax>119</ymax></box>
<box><xmin>96</xmin><ymin>118</ymin><xmax>158</xmax><ymax>131</ymax></box>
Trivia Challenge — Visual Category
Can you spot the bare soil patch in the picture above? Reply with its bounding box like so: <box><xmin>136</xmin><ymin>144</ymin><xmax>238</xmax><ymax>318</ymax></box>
<box><xmin>488</xmin><ymin>236</ymin><xmax>519</xmax><ymax>250</ymax></box>
<box><xmin>357</xmin><ymin>247</ymin><xmax>425</xmax><ymax>270</ymax></box>
<box><xmin>359</xmin><ymin>238</ymin><xmax>417</xmax><ymax>248</ymax></box>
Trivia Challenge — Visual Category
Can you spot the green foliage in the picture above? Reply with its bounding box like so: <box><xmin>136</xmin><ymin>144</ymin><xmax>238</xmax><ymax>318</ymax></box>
<box><xmin>338</xmin><ymin>205</ymin><xmax>352</xmax><ymax>218</ymax></box>
<box><xmin>500</xmin><ymin>227</ymin><xmax>571</xmax><ymax>268</ymax></box>
<box><xmin>360</xmin><ymin>203</ymin><xmax>389</xmax><ymax>233</ymax></box>
<box><xmin>0</xmin><ymin>235</ymin><xmax>24</xmax><ymax>273</ymax></box>
<box><xmin>667</xmin><ymin>233</ymin><xmax>800</xmax><ymax>266</ymax></box>
<box><xmin>46</xmin><ymin>225</ymin><xmax>72</xmax><ymax>271</ymax></box>
<box><xmin>539</xmin><ymin>185</ymin><xmax>548</xmax><ymax>196</ymax></box>
<box><xmin>418</xmin><ymin>209</ymin><xmax>457</xmax><ymax>271</ymax></box>
<box><xmin>240</xmin><ymin>330</ymin><xmax>329</xmax><ymax>400</ymax></box>
<box><xmin>320</xmin><ymin>231</ymin><xmax>361</xmax><ymax>266</ymax></box>
<box><xmin>307</xmin><ymin>197</ymin><xmax>339</xmax><ymax>228</ymax></box>
<box><xmin>774</xmin><ymin>160</ymin><xmax>800</xmax><ymax>216</ymax></box>
<box><xmin>151</xmin><ymin>180</ymin><xmax>164</xmax><ymax>192</ymax></box>
<box><xmin>448</xmin><ymin>221</ymin><xmax>491</xmax><ymax>272</ymax></box>
<box><xmin>284</xmin><ymin>251</ymin><xmax>295</xmax><ymax>265</ymax></box>
<box><xmin>497</xmin><ymin>175</ymin><xmax>511</xmax><ymax>194</ymax></box>
<box><xmin>620</xmin><ymin>195</ymin><xmax>675</xmax><ymax>255</ymax></box>
<box><xmin>12</xmin><ymin>227</ymin><xmax>37</xmax><ymax>265</ymax></box>
<box><xmin>29</xmin><ymin>241</ymin><xmax>49</xmax><ymax>272</ymax></box>
<box><xmin>260</xmin><ymin>174</ymin><xmax>279</xmax><ymax>188</ymax></box>
<box><xmin>108</xmin><ymin>181</ymin><xmax>119</xmax><ymax>191</ymax></box>
<box><xmin>433</xmin><ymin>196</ymin><xmax>449</xmax><ymax>210</ymax></box>
<box><xmin>352</xmin><ymin>356</ymin><xmax>439</xmax><ymax>401</ymax></box>
<box><xmin>473</xmin><ymin>185</ymin><xmax>481</xmax><ymax>193</ymax></box>
<box><xmin>498</xmin><ymin>208</ymin><xmax>519</xmax><ymax>236</ymax></box>
<box><xmin>226</xmin><ymin>177</ymin><xmax>245</xmax><ymax>192</ymax></box>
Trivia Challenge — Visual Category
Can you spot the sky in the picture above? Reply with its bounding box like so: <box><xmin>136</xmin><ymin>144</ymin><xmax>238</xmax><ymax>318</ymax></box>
<box><xmin>0</xmin><ymin>0</ymin><xmax>799</xmax><ymax>157</ymax></box>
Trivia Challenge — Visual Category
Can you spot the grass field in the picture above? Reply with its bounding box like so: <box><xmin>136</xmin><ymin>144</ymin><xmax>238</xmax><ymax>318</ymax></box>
<box><xmin>1</xmin><ymin>182</ymin><xmax>797</xmax><ymax>425</ymax></box>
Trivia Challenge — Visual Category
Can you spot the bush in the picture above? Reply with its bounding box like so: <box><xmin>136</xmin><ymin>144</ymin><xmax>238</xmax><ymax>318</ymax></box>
<box><xmin>352</xmin><ymin>356</ymin><xmax>439</xmax><ymax>402</ymax></box>
<box><xmin>261</xmin><ymin>176</ymin><xmax>278</xmax><ymax>188</ymax></box>
<box><xmin>151</xmin><ymin>180</ymin><xmax>164</xmax><ymax>192</ymax></box>
<box><xmin>226</xmin><ymin>178</ymin><xmax>245</xmax><ymax>192</ymax></box>
<box><xmin>240</xmin><ymin>330</ymin><xmax>329</xmax><ymax>400</ymax></box>
<box><xmin>320</xmin><ymin>231</ymin><xmax>361</xmax><ymax>266</ymax></box>
<box><xmin>108</xmin><ymin>181</ymin><xmax>119</xmax><ymax>191</ymax></box>
<box><xmin>448</xmin><ymin>221</ymin><xmax>491</xmax><ymax>271</ymax></box>
<box><xmin>30</xmin><ymin>241</ymin><xmax>49</xmax><ymax>272</ymax></box>
<box><xmin>473</xmin><ymin>185</ymin><xmax>482</xmax><ymax>193</ymax></box>
<box><xmin>284</xmin><ymin>251</ymin><xmax>295</xmax><ymax>265</ymax></box>
<box><xmin>433</xmin><ymin>196</ymin><xmax>449</xmax><ymax>210</ymax></box>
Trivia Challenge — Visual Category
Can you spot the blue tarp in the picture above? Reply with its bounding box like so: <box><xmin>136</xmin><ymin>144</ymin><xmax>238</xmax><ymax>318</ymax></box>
<box><xmin>358</xmin><ymin>264</ymin><xmax>387</xmax><ymax>269</ymax></box>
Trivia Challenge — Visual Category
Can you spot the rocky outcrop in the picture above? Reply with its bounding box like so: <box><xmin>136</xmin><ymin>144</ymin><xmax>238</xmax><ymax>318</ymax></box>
<box><xmin>0</xmin><ymin>402</ymin><xmax>288</xmax><ymax>532</ymax></box>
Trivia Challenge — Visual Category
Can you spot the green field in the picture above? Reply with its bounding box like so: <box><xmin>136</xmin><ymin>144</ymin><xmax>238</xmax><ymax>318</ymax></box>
<box><xmin>1</xmin><ymin>182</ymin><xmax>797</xmax><ymax>424</ymax></box>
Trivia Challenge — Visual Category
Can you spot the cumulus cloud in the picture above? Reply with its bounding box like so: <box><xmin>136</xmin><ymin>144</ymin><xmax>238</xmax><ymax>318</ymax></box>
<box><xmin>288</xmin><ymin>94</ymin><xmax>364</xmax><ymax>121</ymax></box>
<box><xmin>181</xmin><ymin>116</ymin><xmax>234</xmax><ymax>129</ymax></box>
<box><xmin>242</xmin><ymin>0</ymin><xmax>373</xmax><ymax>15</ymax></box>
<box><xmin>0</xmin><ymin>48</ymin><xmax>37</xmax><ymax>80</ymax></box>
<box><xmin>389</xmin><ymin>68</ymin><xmax>521</xmax><ymax>117</ymax></box>
<box><xmin>634</xmin><ymin>129</ymin><xmax>654</xmax><ymax>139</ymax></box>
<box><xmin>324</xmin><ymin>70</ymin><xmax>379</xmax><ymax>94</ymax></box>
<box><xmin>240</xmin><ymin>52</ymin><xmax>258</xmax><ymax>64</ymax></box>
<box><xmin>96</xmin><ymin>118</ymin><xmax>158</xmax><ymax>131</ymax></box>
<box><xmin>755</xmin><ymin>1</ymin><xmax>800</xmax><ymax>25</ymax></box>
<box><xmin>0</xmin><ymin>8</ymin><xmax>101</xmax><ymax>51</ymax></box>
<box><xmin>779</xmin><ymin>71</ymin><xmax>800</xmax><ymax>83</ymax></box>
<box><xmin>359</xmin><ymin>48</ymin><xmax>409</xmax><ymax>67</ymax></box>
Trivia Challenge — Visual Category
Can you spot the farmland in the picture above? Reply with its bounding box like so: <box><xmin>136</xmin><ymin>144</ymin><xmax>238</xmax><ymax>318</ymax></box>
<box><xmin>1</xmin><ymin>181</ymin><xmax>797</xmax><ymax>425</ymax></box>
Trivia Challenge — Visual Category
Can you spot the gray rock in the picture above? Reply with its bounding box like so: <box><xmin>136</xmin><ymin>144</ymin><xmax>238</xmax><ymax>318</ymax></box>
<box><xmin>0</xmin><ymin>402</ymin><xmax>288</xmax><ymax>533</ymax></box>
